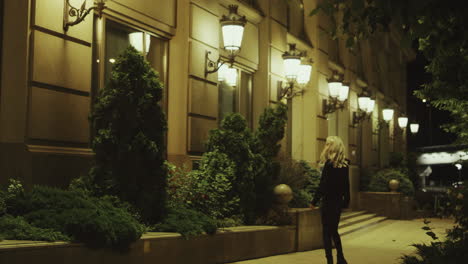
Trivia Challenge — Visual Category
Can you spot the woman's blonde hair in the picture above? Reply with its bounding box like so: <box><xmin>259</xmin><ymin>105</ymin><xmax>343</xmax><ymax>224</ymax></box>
<box><xmin>319</xmin><ymin>136</ymin><xmax>348</xmax><ymax>168</ymax></box>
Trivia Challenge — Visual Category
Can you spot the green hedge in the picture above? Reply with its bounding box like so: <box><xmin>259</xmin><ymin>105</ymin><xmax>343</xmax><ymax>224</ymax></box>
<box><xmin>368</xmin><ymin>168</ymin><xmax>415</xmax><ymax>196</ymax></box>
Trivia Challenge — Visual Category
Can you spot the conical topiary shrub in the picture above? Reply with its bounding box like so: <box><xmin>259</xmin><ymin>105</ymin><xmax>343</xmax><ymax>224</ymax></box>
<box><xmin>89</xmin><ymin>46</ymin><xmax>167</xmax><ymax>223</ymax></box>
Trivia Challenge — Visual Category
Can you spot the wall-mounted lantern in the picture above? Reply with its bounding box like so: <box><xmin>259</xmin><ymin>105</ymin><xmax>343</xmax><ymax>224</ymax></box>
<box><xmin>323</xmin><ymin>71</ymin><xmax>348</xmax><ymax>115</ymax></box>
<box><xmin>63</xmin><ymin>0</ymin><xmax>107</xmax><ymax>31</ymax></box>
<box><xmin>352</xmin><ymin>91</ymin><xmax>375</xmax><ymax>126</ymax></box>
<box><xmin>278</xmin><ymin>44</ymin><xmax>312</xmax><ymax>100</ymax></box>
<box><xmin>382</xmin><ymin>108</ymin><xmax>394</xmax><ymax>123</ymax></box>
<box><xmin>205</xmin><ymin>5</ymin><xmax>247</xmax><ymax>77</ymax></box>
<box><xmin>376</xmin><ymin>107</ymin><xmax>394</xmax><ymax>131</ymax></box>
<box><xmin>410</xmin><ymin>123</ymin><xmax>420</xmax><ymax>134</ymax></box>
<box><xmin>398</xmin><ymin>117</ymin><xmax>408</xmax><ymax>129</ymax></box>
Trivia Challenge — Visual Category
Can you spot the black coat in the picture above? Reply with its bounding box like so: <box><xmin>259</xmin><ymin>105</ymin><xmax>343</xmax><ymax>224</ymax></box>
<box><xmin>311</xmin><ymin>160</ymin><xmax>350</xmax><ymax>208</ymax></box>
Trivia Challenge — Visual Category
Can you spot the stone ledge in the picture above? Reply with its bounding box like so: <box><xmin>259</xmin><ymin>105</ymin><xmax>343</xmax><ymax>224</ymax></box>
<box><xmin>0</xmin><ymin>211</ymin><xmax>324</xmax><ymax>263</ymax></box>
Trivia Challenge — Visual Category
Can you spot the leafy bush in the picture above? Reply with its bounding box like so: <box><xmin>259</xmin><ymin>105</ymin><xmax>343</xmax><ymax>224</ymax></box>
<box><xmin>360</xmin><ymin>167</ymin><xmax>375</xmax><ymax>191</ymax></box>
<box><xmin>0</xmin><ymin>215</ymin><xmax>69</xmax><ymax>242</ymax></box>
<box><xmin>204</xmin><ymin>113</ymin><xmax>262</xmax><ymax>224</ymax></box>
<box><xmin>7</xmin><ymin>185</ymin><xmax>144</xmax><ymax>249</ymax></box>
<box><xmin>89</xmin><ymin>46</ymin><xmax>168</xmax><ymax>223</ymax></box>
<box><xmin>368</xmin><ymin>168</ymin><xmax>415</xmax><ymax>196</ymax></box>
<box><xmin>166</xmin><ymin>153</ymin><xmax>240</xmax><ymax>220</ymax></box>
<box><xmin>252</xmin><ymin>103</ymin><xmax>288</xmax><ymax>215</ymax></box>
<box><xmin>165</xmin><ymin>103</ymin><xmax>288</xmax><ymax>225</ymax></box>
<box><xmin>152</xmin><ymin>206</ymin><xmax>217</xmax><ymax>239</ymax></box>
<box><xmin>274</xmin><ymin>156</ymin><xmax>321</xmax><ymax>208</ymax></box>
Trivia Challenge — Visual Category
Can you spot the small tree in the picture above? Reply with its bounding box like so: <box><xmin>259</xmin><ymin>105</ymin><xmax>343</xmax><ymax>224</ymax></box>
<box><xmin>89</xmin><ymin>46</ymin><xmax>167</xmax><ymax>223</ymax></box>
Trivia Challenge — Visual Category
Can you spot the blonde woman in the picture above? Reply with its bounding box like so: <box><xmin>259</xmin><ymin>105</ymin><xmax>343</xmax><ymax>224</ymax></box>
<box><xmin>310</xmin><ymin>136</ymin><xmax>350</xmax><ymax>264</ymax></box>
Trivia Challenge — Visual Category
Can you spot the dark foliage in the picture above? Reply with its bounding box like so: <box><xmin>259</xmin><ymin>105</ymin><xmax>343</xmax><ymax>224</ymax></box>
<box><xmin>401</xmin><ymin>186</ymin><xmax>468</xmax><ymax>264</ymax></box>
<box><xmin>7</xmin><ymin>185</ymin><xmax>144</xmax><ymax>249</ymax></box>
<box><xmin>89</xmin><ymin>46</ymin><xmax>168</xmax><ymax>223</ymax></box>
<box><xmin>368</xmin><ymin>168</ymin><xmax>415</xmax><ymax>196</ymax></box>
<box><xmin>152</xmin><ymin>205</ymin><xmax>217</xmax><ymax>239</ymax></box>
<box><xmin>0</xmin><ymin>215</ymin><xmax>70</xmax><ymax>242</ymax></box>
<box><xmin>205</xmin><ymin>113</ymin><xmax>263</xmax><ymax>224</ymax></box>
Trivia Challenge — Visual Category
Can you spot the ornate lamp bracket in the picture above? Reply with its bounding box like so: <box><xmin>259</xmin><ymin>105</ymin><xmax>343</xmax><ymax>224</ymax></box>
<box><xmin>63</xmin><ymin>0</ymin><xmax>106</xmax><ymax>31</ymax></box>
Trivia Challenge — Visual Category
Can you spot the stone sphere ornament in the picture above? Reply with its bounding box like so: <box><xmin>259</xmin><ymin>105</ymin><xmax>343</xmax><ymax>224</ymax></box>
<box><xmin>274</xmin><ymin>184</ymin><xmax>293</xmax><ymax>205</ymax></box>
<box><xmin>389</xmin><ymin>179</ymin><xmax>400</xmax><ymax>192</ymax></box>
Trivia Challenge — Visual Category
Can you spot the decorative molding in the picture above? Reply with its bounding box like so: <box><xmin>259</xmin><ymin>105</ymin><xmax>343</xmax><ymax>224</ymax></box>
<box><xmin>328</xmin><ymin>60</ymin><xmax>345</xmax><ymax>75</ymax></box>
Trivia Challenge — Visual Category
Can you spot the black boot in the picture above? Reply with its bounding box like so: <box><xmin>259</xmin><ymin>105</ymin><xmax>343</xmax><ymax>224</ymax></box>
<box><xmin>337</xmin><ymin>254</ymin><xmax>347</xmax><ymax>264</ymax></box>
<box><xmin>326</xmin><ymin>255</ymin><xmax>334</xmax><ymax>264</ymax></box>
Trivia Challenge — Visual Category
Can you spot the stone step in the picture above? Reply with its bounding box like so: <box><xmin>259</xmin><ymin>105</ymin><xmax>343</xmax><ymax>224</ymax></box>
<box><xmin>339</xmin><ymin>213</ymin><xmax>378</xmax><ymax>228</ymax></box>
<box><xmin>339</xmin><ymin>216</ymin><xmax>388</xmax><ymax>236</ymax></box>
<box><xmin>340</xmin><ymin>210</ymin><xmax>367</xmax><ymax>221</ymax></box>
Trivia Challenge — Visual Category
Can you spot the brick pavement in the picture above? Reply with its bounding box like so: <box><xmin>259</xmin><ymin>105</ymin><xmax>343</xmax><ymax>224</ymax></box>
<box><xmin>228</xmin><ymin>218</ymin><xmax>454</xmax><ymax>264</ymax></box>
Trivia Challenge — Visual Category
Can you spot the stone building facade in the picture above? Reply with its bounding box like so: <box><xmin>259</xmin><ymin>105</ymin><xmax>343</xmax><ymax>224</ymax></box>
<box><xmin>0</xmin><ymin>0</ymin><xmax>414</xmax><ymax>208</ymax></box>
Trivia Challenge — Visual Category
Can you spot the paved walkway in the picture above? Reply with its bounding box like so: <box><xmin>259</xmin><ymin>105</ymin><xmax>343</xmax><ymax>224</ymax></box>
<box><xmin>229</xmin><ymin>218</ymin><xmax>454</xmax><ymax>264</ymax></box>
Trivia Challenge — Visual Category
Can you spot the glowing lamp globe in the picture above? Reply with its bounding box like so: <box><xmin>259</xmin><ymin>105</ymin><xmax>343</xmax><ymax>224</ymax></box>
<box><xmin>358</xmin><ymin>96</ymin><xmax>370</xmax><ymax>111</ymax></box>
<box><xmin>398</xmin><ymin>117</ymin><xmax>408</xmax><ymax>129</ymax></box>
<box><xmin>338</xmin><ymin>83</ymin><xmax>349</xmax><ymax>102</ymax></box>
<box><xmin>382</xmin><ymin>109</ymin><xmax>394</xmax><ymax>122</ymax></box>
<box><xmin>282</xmin><ymin>44</ymin><xmax>302</xmax><ymax>81</ymax></box>
<box><xmin>221</xmin><ymin>5</ymin><xmax>246</xmax><ymax>52</ymax></box>
<box><xmin>366</xmin><ymin>99</ymin><xmax>375</xmax><ymax>113</ymax></box>
<box><xmin>328</xmin><ymin>82</ymin><xmax>341</xmax><ymax>98</ymax></box>
<box><xmin>296</xmin><ymin>64</ymin><xmax>312</xmax><ymax>85</ymax></box>
<box><xmin>410</xmin><ymin>123</ymin><xmax>419</xmax><ymax>134</ymax></box>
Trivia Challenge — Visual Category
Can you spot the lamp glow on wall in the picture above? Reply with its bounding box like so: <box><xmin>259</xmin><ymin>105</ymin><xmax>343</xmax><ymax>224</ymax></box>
<box><xmin>218</xmin><ymin>63</ymin><xmax>238</xmax><ymax>86</ymax></box>
<box><xmin>323</xmin><ymin>71</ymin><xmax>348</xmax><ymax>115</ymax></box>
<box><xmin>205</xmin><ymin>5</ymin><xmax>247</xmax><ymax>77</ymax></box>
<box><xmin>278</xmin><ymin>44</ymin><xmax>311</xmax><ymax>100</ymax></box>
<box><xmin>63</xmin><ymin>0</ymin><xmax>107</xmax><ymax>31</ymax></box>
<box><xmin>129</xmin><ymin>32</ymin><xmax>151</xmax><ymax>54</ymax></box>
<box><xmin>352</xmin><ymin>92</ymin><xmax>374</xmax><ymax>126</ymax></box>
<box><xmin>398</xmin><ymin>117</ymin><xmax>408</xmax><ymax>129</ymax></box>
<box><xmin>410</xmin><ymin>123</ymin><xmax>420</xmax><ymax>134</ymax></box>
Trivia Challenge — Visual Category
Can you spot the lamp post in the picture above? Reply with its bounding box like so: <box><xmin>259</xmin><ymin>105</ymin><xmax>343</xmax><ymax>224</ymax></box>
<box><xmin>205</xmin><ymin>5</ymin><xmax>246</xmax><ymax>77</ymax></box>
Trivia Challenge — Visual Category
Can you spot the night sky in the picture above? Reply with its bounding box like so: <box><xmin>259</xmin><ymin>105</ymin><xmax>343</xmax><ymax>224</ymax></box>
<box><xmin>406</xmin><ymin>51</ymin><xmax>457</xmax><ymax>150</ymax></box>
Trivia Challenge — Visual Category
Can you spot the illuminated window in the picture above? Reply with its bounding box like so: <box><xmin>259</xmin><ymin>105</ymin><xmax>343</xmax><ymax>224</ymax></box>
<box><xmin>218</xmin><ymin>68</ymin><xmax>253</xmax><ymax>128</ymax></box>
<box><xmin>93</xmin><ymin>19</ymin><xmax>169</xmax><ymax>110</ymax></box>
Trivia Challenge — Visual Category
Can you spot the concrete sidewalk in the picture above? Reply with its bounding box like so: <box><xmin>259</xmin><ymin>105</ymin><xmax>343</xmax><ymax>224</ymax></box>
<box><xmin>228</xmin><ymin>218</ymin><xmax>454</xmax><ymax>264</ymax></box>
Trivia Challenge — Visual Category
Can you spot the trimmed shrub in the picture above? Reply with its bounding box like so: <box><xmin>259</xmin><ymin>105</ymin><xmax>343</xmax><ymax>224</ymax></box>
<box><xmin>368</xmin><ymin>168</ymin><xmax>415</xmax><ymax>196</ymax></box>
<box><xmin>0</xmin><ymin>215</ymin><xmax>69</xmax><ymax>242</ymax></box>
<box><xmin>152</xmin><ymin>206</ymin><xmax>217</xmax><ymax>239</ymax></box>
<box><xmin>205</xmin><ymin>113</ymin><xmax>262</xmax><ymax>224</ymax></box>
<box><xmin>89</xmin><ymin>46</ymin><xmax>167</xmax><ymax>223</ymax></box>
<box><xmin>7</xmin><ymin>185</ymin><xmax>144</xmax><ymax>249</ymax></box>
